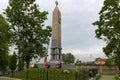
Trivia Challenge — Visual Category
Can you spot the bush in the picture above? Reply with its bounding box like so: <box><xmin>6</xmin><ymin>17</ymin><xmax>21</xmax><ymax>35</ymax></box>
<box><xmin>115</xmin><ymin>74</ymin><xmax>120</xmax><ymax>80</ymax></box>
<box><xmin>5</xmin><ymin>68</ymin><xmax>90</xmax><ymax>80</ymax></box>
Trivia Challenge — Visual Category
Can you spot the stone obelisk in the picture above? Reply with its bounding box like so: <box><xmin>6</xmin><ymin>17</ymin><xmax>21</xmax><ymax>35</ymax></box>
<box><xmin>50</xmin><ymin>1</ymin><xmax>62</xmax><ymax>66</ymax></box>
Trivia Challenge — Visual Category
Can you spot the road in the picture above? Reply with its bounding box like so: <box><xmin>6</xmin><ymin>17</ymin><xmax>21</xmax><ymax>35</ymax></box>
<box><xmin>0</xmin><ymin>77</ymin><xmax>21</xmax><ymax>80</ymax></box>
<box><xmin>100</xmin><ymin>75</ymin><xmax>115</xmax><ymax>80</ymax></box>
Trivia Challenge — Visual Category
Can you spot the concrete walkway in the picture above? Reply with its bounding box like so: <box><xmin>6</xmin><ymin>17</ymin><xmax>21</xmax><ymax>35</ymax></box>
<box><xmin>0</xmin><ymin>77</ymin><xmax>21</xmax><ymax>80</ymax></box>
<box><xmin>100</xmin><ymin>75</ymin><xmax>115</xmax><ymax>80</ymax></box>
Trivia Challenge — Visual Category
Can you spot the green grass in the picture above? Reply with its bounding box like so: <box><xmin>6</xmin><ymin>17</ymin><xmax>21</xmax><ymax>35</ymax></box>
<box><xmin>115</xmin><ymin>74</ymin><xmax>120</xmax><ymax>80</ymax></box>
<box><xmin>100</xmin><ymin>72</ymin><xmax>116</xmax><ymax>76</ymax></box>
<box><xmin>5</xmin><ymin>68</ymin><xmax>90</xmax><ymax>80</ymax></box>
<box><xmin>115</xmin><ymin>77</ymin><xmax>120</xmax><ymax>80</ymax></box>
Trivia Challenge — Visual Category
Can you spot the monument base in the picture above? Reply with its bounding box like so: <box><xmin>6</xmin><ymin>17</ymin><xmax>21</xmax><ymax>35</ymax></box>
<box><xmin>37</xmin><ymin>63</ymin><xmax>75</xmax><ymax>69</ymax></box>
<box><xmin>49</xmin><ymin>60</ymin><xmax>61</xmax><ymax>68</ymax></box>
<box><xmin>62</xmin><ymin>64</ymin><xmax>75</xmax><ymax>69</ymax></box>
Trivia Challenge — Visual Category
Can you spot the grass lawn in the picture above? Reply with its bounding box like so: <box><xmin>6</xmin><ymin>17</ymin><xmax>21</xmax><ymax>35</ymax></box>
<box><xmin>100</xmin><ymin>72</ymin><xmax>116</xmax><ymax>76</ymax></box>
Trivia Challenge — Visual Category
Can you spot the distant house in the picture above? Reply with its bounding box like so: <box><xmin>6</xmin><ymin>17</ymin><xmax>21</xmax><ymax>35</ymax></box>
<box><xmin>95</xmin><ymin>58</ymin><xmax>107</xmax><ymax>65</ymax></box>
<box><xmin>78</xmin><ymin>58</ymin><xmax>119</xmax><ymax>73</ymax></box>
<box><xmin>84</xmin><ymin>61</ymin><xmax>93</xmax><ymax>65</ymax></box>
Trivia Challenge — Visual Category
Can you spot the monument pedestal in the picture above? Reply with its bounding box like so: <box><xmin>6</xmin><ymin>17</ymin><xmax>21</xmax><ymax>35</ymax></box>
<box><xmin>37</xmin><ymin>62</ymin><xmax>75</xmax><ymax>69</ymax></box>
<box><xmin>62</xmin><ymin>64</ymin><xmax>75</xmax><ymax>69</ymax></box>
<box><xmin>49</xmin><ymin>60</ymin><xmax>61</xmax><ymax>68</ymax></box>
<box><xmin>49</xmin><ymin>60</ymin><xmax>75</xmax><ymax>68</ymax></box>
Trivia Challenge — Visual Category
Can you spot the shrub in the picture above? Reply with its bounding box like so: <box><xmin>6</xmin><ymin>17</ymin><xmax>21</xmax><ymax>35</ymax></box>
<box><xmin>5</xmin><ymin>68</ymin><xmax>90</xmax><ymax>80</ymax></box>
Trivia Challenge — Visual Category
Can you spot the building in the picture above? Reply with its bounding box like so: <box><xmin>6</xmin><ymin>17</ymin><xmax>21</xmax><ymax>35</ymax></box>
<box><xmin>95</xmin><ymin>58</ymin><xmax>107</xmax><ymax>65</ymax></box>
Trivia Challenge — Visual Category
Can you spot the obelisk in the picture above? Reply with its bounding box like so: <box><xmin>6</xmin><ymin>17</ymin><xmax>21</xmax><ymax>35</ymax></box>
<box><xmin>50</xmin><ymin>1</ymin><xmax>62</xmax><ymax>66</ymax></box>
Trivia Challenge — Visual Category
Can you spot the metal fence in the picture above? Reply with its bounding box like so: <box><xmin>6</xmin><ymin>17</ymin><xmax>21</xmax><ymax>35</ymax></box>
<box><xmin>7</xmin><ymin>69</ymin><xmax>90</xmax><ymax>80</ymax></box>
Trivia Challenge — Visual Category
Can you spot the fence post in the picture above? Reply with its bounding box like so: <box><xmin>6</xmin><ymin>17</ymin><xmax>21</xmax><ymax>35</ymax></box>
<box><xmin>11</xmin><ymin>71</ymin><xmax>13</xmax><ymax>78</ymax></box>
<box><xmin>26</xmin><ymin>69</ymin><xmax>28</xmax><ymax>80</ymax></box>
<box><xmin>83</xmin><ymin>70</ymin><xmax>85</xmax><ymax>80</ymax></box>
<box><xmin>46</xmin><ymin>70</ymin><xmax>48</xmax><ymax>80</ymax></box>
<box><xmin>75</xmin><ymin>71</ymin><xmax>77</xmax><ymax>80</ymax></box>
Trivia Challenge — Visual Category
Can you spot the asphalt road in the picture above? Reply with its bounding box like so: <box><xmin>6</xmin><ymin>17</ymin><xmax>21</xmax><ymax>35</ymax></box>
<box><xmin>100</xmin><ymin>75</ymin><xmax>115</xmax><ymax>80</ymax></box>
<box><xmin>0</xmin><ymin>77</ymin><xmax>21</xmax><ymax>80</ymax></box>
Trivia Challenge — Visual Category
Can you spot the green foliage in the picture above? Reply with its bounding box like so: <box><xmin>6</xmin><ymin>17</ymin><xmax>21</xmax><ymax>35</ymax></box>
<box><xmin>75</xmin><ymin>59</ymin><xmax>81</xmax><ymax>65</ymax></box>
<box><xmin>0</xmin><ymin>14</ymin><xmax>10</xmax><ymax>46</ymax></box>
<box><xmin>0</xmin><ymin>14</ymin><xmax>10</xmax><ymax>74</ymax></box>
<box><xmin>93</xmin><ymin>0</ymin><xmax>120</xmax><ymax>69</ymax></box>
<box><xmin>115</xmin><ymin>74</ymin><xmax>120</xmax><ymax>80</ymax></box>
<box><xmin>5</xmin><ymin>68</ymin><xmax>90</xmax><ymax>80</ymax></box>
<box><xmin>9</xmin><ymin>52</ymin><xmax>17</xmax><ymax>72</ymax></box>
<box><xmin>5</xmin><ymin>0</ymin><xmax>51</xmax><ymax>69</ymax></box>
<box><xmin>96</xmin><ymin>75</ymin><xmax>102</xmax><ymax>80</ymax></box>
<box><xmin>62</xmin><ymin>53</ymin><xmax>75</xmax><ymax>64</ymax></box>
<box><xmin>95</xmin><ymin>58</ymin><xmax>101</xmax><ymax>61</ymax></box>
<box><xmin>105</xmin><ymin>59</ymin><xmax>112</xmax><ymax>68</ymax></box>
<box><xmin>0</xmin><ymin>53</ymin><xmax>9</xmax><ymax>73</ymax></box>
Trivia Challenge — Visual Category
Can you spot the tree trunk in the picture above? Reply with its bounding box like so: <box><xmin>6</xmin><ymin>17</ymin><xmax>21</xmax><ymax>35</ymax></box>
<box><xmin>26</xmin><ymin>61</ymin><xmax>30</xmax><ymax>69</ymax></box>
<box><xmin>18</xmin><ymin>57</ymin><xmax>24</xmax><ymax>71</ymax></box>
<box><xmin>26</xmin><ymin>61</ymin><xmax>30</xmax><ymax>80</ymax></box>
<box><xmin>11</xmin><ymin>70</ymin><xmax>13</xmax><ymax>77</ymax></box>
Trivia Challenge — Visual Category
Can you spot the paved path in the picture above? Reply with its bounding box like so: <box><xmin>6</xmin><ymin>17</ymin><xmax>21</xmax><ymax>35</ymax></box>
<box><xmin>100</xmin><ymin>75</ymin><xmax>115</xmax><ymax>80</ymax></box>
<box><xmin>0</xmin><ymin>77</ymin><xmax>21</xmax><ymax>80</ymax></box>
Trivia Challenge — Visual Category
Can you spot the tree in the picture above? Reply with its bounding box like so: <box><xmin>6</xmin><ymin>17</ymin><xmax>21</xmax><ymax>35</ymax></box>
<box><xmin>105</xmin><ymin>59</ymin><xmax>112</xmax><ymax>68</ymax></box>
<box><xmin>62</xmin><ymin>53</ymin><xmax>75</xmax><ymax>64</ymax></box>
<box><xmin>0</xmin><ymin>14</ymin><xmax>10</xmax><ymax>75</ymax></box>
<box><xmin>5</xmin><ymin>0</ymin><xmax>51</xmax><ymax>69</ymax></box>
<box><xmin>9</xmin><ymin>52</ymin><xmax>17</xmax><ymax>77</ymax></box>
<box><xmin>75</xmin><ymin>59</ymin><xmax>81</xmax><ymax>66</ymax></box>
<box><xmin>93</xmin><ymin>0</ymin><xmax>120</xmax><ymax>69</ymax></box>
<box><xmin>95</xmin><ymin>57</ymin><xmax>101</xmax><ymax>62</ymax></box>
<box><xmin>0</xmin><ymin>53</ymin><xmax>9</xmax><ymax>75</ymax></box>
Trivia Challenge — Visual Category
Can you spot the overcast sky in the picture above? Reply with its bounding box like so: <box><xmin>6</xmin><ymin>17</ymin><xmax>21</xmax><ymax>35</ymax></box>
<box><xmin>0</xmin><ymin>0</ymin><xmax>107</xmax><ymax>62</ymax></box>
